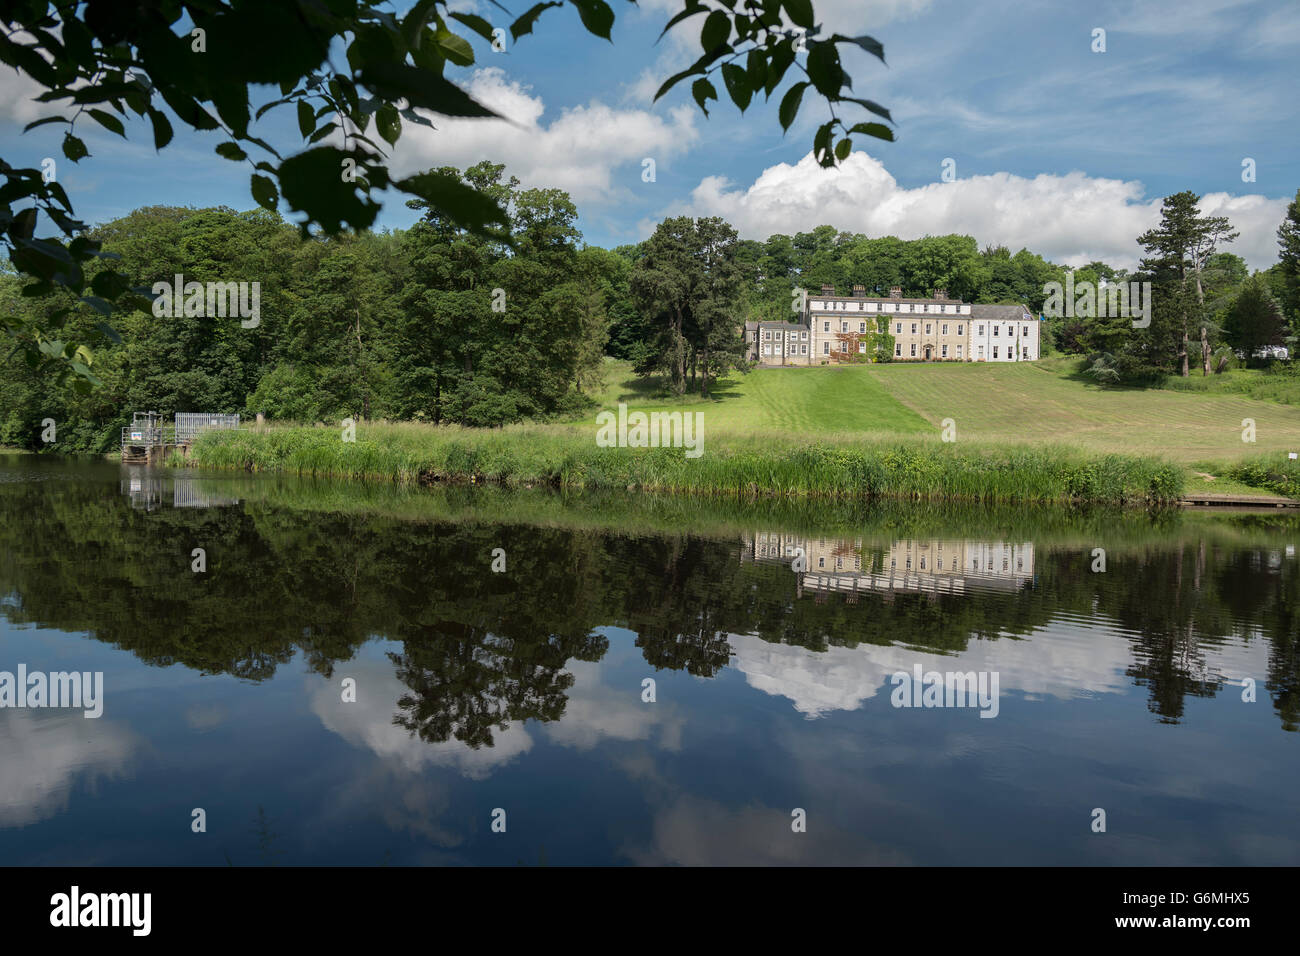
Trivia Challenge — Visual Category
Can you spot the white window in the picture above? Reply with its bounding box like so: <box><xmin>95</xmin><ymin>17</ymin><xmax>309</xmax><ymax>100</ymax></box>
<box><xmin>823</xmin><ymin>342</ymin><xmax>829</xmax><ymax>354</ymax></box>
<box><xmin>800</xmin><ymin>330</ymin><xmax>807</xmax><ymax>339</ymax></box>
<box><xmin>911</xmin><ymin>323</ymin><xmax>917</xmax><ymax>333</ymax></box>
<box><xmin>801</xmin><ymin>344</ymin><xmax>808</xmax><ymax>354</ymax></box>
<box><xmin>762</xmin><ymin>345</ymin><xmax>771</xmax><ymax>355</ymax></box>
<box><xmin>895</xmin><ymin>323</ymin><xmax>902</xmax><ymax>333</ymax></box>
<box><xmin>1023</xmin><ymin>325</ymin><xmax>1029</xmax><ymax>336</ymax></box>
<box><xmin>910</xmin><ymin>343</ymin><xmax>917</xmax><ymax>356</ymax></box>
<box><xmin>957</xmin><ymin>324</ymin><xmax>963</xmax><ymax>335</ymax></box>
<box><xmin>823</xmin><ymin>321</ymin><xmax>830</xmax><ymax>332</ymax></box>
<box><xmin>993</xmin><ymin>346</ymin><xmax>999</xmax><ymax>358</ymax></box>
<box><xmin>942</xmin><ymin>324</ymin><xmax>948</xmax><ymax>335</ymax></box>
<box><xmin>895</xmin><ymin>343</ymin><xmax>901</xmax><ymax>357</ymax></box>
<box><xmin>925</xmin><ymin>324</ymin><xmax>931</xmax><ymax>334</ymax></box>
<box><xmin>1023</xmin><ymin>347</ymin><xmax>1029</xmax><ymax>358</ymax></box>
<box><xmin>763</xmin><ymin>330</ymin><xmax>770</xmax><ymax>340</ymax></box>
<box><xmin>978</xmin><ymin>325</ymin><xmax>984</xmax><ymax>335</ymax></box>
<box><xmin>858</xmin><ymin>341</ymin><xmax>866</xmax><ymax>353</ymax></box>
<box><xmin>942</xmin><ymin>344</ymin><xmax>948</xmax><ymax>357</ymax></box>
<box><xmin>841</xmin><ymin>322</ymin><xmax>848</xmax><ymax>332</ymax></box>
<box><xmin>993</xmin><ymin>326</ymin><xmax>999</xmax><ymax>336</ymax></box>
<box><xmin>859</xmin><ymin>322</ymin><xmax>866</xmax><ymax>333</ymax></box>
<box><xmin>957</xmin><ymin>345</ymin><xmax>963</xmax><ymax>358</ymax></box>
<box><xmin>978</xmin><ymin>345</ymin><xmax>984</xmax><ymax>358</ymax></box>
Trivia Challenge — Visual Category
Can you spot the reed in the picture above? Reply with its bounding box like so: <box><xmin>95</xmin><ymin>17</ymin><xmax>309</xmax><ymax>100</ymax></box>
<box><xmin>183</xmin><ymin>421</ymin><xmax>1187</xmax><ymax>505</ymax></box>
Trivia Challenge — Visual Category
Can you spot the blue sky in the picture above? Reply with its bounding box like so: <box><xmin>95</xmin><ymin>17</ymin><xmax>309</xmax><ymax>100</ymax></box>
<box><xmin>4</xmin><ymin>0</ymin><xmax>1297</xmax><ymax>269</ymax></box>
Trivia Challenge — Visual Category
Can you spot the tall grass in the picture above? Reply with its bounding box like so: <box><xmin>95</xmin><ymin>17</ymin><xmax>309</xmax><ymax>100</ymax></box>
<box><xmin>1217</xmin><ymin>452</ymin><xmax>1300</xmax><ymax>499</ymax></box>
<box><xmin>183</xmin><ymin>422</ymin><xmax>1186</xmax><ymax>505</ymax></box>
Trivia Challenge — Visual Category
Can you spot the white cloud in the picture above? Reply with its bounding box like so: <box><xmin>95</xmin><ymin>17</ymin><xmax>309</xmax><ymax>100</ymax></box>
<box><xmin>727</xmin><ymin>616</ymin><xmax>1273</xmax><ymax>718</ymax></box>
<box><xmin>389</xmin><ymin>67</ymin><xmax>699</xmax><ymax>206</ymax></box>
<box><xmin>674</xmin><ymin>150</ymin><xmax>1288</xmax><ymax>269</ymax></box>
<box><xmin>0</xmin><ymin>711</ymin><xmax>138</xmax><ymax>828</ymax></box>
<box><xmin>540</xmin><ymin>659</ymin><xmax>685</xmax><ymax>751</ymax></box>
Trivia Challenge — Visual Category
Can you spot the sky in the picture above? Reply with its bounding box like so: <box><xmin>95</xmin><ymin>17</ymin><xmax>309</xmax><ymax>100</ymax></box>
<box><xmin>3</xmin><ymin>0</ymin><xmax>1297</xmax><ymax>271</ymax></box>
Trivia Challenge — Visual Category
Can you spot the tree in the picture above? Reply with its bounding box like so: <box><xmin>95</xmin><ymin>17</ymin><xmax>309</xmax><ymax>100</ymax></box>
<box><xmin>1137</xmin><ymin>191</ymin><xmax>1238</xmax><ymax>376</ymax></box>
<box><xmin>1277</xmin><ymin>188</ymin><xmax>1300</xmax><ymax>325</ymax></box>
<box><xmin>2</xmin><ymin>0</ymin><xmax>894</xmax><ymax>383</ymax></box>
<box><xmin>1223</xmin><ymin>276</ymin><xmax>1286</xmax><ymax>366</ymax></box>
<box><xmin>630</xmin><ymin>216</ymin><xmax>745</xmax><ymax>396</ymax></box>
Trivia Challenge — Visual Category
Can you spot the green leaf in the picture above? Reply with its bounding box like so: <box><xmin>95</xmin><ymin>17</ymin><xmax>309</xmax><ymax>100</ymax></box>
<box><xmin>395</xmin><ymin>170</ymin><xmax>510</xmax><ymax>236</ymax></box>
<box><xmin>80</xmin><ymin>295</ymin><xmax>114</xmax><ymax>317</ymax></box>
<box><xmin>376</xmin><ymin>104</ymin><xmax>401</xmax><ymax>146</ymax></box>
<box><xmin>357</xmin><ymin>62</ymin><xmax>500</xmax><ymax>118</ymax></box>
<box><xmin>843</xmin><ymin>97</ymin><xmax>892</xmax><ymax>122</ymax></box>
<box><xmin>657</xmin><ymin>3</ymin><xmax>707</xmax><ymax>43</ymax></box>
<box><xmin>22</xmin><ymin>116</ymin><xmax>69</xmax><ymax>133</ymax></box>
<box><xmin>806</xmin><ymin>41</ymin><xmax>841</xmax><ymax>96</ymax></box>
<box><xmin>721</xmin><ymin>63</ymin><xmax>751</xmax><ymax>112</ymax></box>
<box><xmin>147</xmin><ymin>108</ymin><xmax>174</xmax><ymax>149</ymax></box>
<box><xmin>297</xmin><ymin>99</ymin><xmax>315</xmax><ymax>138</ymax></box>
<box><xmin>848</xmin><ymin>121</ymin><xmax>894</xmax><ymax>142</ymax></box>
<box><xmin>448</xmin><ymin>12</ymin><xmax>496</xmax><ymax>42</ymax></box>
<box><xmin>86</xmin><ymin>108</ymin><xmax>125</xmax><ymax>137</ymax></box>
<box><xmin>784</xmin><ymin>0</ymin><xmax>815</xmax><ymax>29</ymax></box>
<box><xmin>778</xmin><ymin>81</ymin><xmax>808</xmax><ymax>130</ymax></box>
<box><xmin>842</xmin><ymin>33</ymin><xmax>886</xmax><ymax>65</ymax></box>
<box><xmin>216</xmin><ymin>141</ymin><xmax>248</xmax><ymax>161</ymax></box>
<box><xmin>435</xmin><ymin>26</ymin><xmax>476</xmax><ymax>65</ymax></box>
<box><xmin>250</xmin><ymin>173</ymin><xmax>279</xmax><ymax>211</ymax></box>
<box><xmin>512</xmin><ymin>2</ymin><xmax>564</xmax><ymax>40</ymax></box>
<box><xmin>572</xmin><ymin>0</ymin><xmax>616</xmax><ymax>41</ymax></box>
<box><xmin>61</xmin><ymin>132</ymin><xmax>88</xmax><ymax>162</ymax></box>
<box><xmin>277</xmin><ymin>147</ymin><xmax>381</xmax><ymax>232</ymax></box>
<box><xmin>835</xmin><ymin>136</ymin><xmax>851</xmax><ymax>160</ymax></box>
<box><xmin>691</xmin><ymin>77</ymin><xmax>717</xmax><ymax>116</ymax></box>
<box><xmin>765</xmin><ymin>40</ymin><xmax>796</xmax><ymax>97</ymax></box>
<box><xmin>700</xmin><ymin>10</ymin><xmax>730</xmax><ymax>51</ymax></box>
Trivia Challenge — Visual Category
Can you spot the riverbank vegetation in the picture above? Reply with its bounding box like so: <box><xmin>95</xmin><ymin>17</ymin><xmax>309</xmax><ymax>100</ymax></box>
<box><xmin>184</xmin><ymin>421</ymin><xmax>1187</xmax><ymax>505</ymax></box>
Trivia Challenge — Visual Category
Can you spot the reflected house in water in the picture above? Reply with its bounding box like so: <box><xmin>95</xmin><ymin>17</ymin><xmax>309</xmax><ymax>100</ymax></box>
<box><xmin>120</xmin><ymin>467</ymin><xmax>241</xmax><ymax>511</ymax></box>
<box><xmin>742</xmin><ymin>532</ymin><xmax>1034</xmax><ymax>602</ymax></box>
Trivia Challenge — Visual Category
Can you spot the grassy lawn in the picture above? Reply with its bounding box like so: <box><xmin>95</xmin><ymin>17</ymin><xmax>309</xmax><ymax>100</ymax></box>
<box><xmin>865</xmin><ymin>358</ymin><xmax>1300</xmax><ymax>465</ymax></box>
<box><xmin>580</xmin><ymin>359</ymin><xmax>931</xmax><ymax>436</ymax></box>
<box><xmin>579</xmin><ymin>358</ymin><xmax>1300</xmax><ymax>466</ymax></box>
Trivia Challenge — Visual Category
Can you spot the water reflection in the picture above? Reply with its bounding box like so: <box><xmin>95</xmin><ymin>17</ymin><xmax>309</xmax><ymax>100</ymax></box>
<box><xmin>0</xmin><ymin>456</ymin><xmax>1296</xmax><ymax>864</ymax></box>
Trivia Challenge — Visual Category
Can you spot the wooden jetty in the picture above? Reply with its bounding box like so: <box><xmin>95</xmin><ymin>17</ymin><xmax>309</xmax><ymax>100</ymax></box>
<box><xmin>1180</xmin><ymin>492</ymin><xmax>1300</xmax><ymax>510</ymax></box>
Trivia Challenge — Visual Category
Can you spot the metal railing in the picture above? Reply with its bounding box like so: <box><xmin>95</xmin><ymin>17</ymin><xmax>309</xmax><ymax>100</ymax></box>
<box><xmin>175</xmin><ymin>412</ymin><xmax>240</xmax><ymax>443</ymax></box>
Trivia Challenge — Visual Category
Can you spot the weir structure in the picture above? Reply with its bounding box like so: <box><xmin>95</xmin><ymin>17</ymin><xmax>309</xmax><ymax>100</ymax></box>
<box><xmin>120</xmin><ymin>411</ymin><xmax>239</xmax><ymax>464</ymax></box>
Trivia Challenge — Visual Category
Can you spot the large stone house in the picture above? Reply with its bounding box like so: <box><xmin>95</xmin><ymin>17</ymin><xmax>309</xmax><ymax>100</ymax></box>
<box><xmin>744</xmin><ymin>285</ymin><xmax>1040</xmax><ymax>366</ymax></box>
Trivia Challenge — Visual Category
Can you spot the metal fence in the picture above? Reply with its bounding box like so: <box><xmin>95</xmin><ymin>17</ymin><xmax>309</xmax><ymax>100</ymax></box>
<box><xmin>175</xmin><ymin>412</ymin><xmax>240</xmax><ymax>443</ymax></box>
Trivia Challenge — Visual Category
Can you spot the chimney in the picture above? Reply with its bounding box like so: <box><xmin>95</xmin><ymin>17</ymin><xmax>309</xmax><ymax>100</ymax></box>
<box><xmin>852</xmin><ymin>284</ymin><xmax>866</xmax><ymax>297</ymax></box>
<box><xmin>821</xmin><ymin>284</ymin><xmax>835</xmax><ymax>295</ymax></box>
<box><xmin>889</xmin><ymin>286</ymin><xmax>902</xmax><ymax>299</ymax></box>
<box><xmin>933</xmin><ymin>288</ymin><xmax>947</xmax><ymax>300</ymax></box>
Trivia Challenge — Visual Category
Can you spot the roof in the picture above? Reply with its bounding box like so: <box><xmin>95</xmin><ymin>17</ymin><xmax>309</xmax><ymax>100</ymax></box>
<box><xmin>970</xmin><ymin>304</ymin><xmax>1032</xmax><ymax>320</ymax></box>
<box><xmin>809</xmin><ymin>293</ymin><xmax>962</xmax><ymax>304</ymax></box>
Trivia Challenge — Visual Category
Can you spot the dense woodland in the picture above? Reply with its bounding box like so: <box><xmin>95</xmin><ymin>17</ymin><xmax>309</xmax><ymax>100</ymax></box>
<box><xmin>3</xmin><ymin>163</ymin><xmax>1298</xmax><ymax>452</ymax></box>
